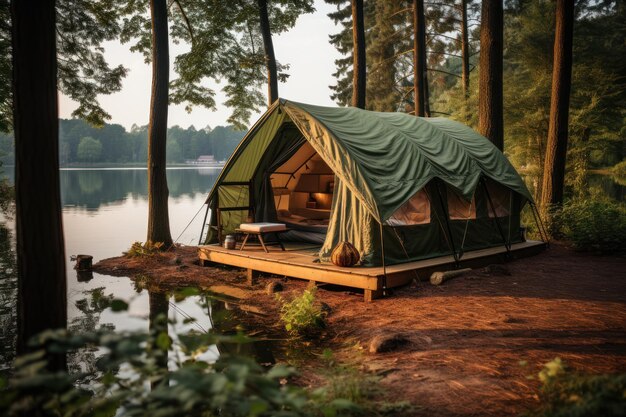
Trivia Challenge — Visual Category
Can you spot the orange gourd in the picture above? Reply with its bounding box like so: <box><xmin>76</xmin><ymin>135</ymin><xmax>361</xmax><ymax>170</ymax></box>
<box><xmin>331</xmin><ymin>241</ymin><xmax>360</xmax><ymax>267</ymax></box>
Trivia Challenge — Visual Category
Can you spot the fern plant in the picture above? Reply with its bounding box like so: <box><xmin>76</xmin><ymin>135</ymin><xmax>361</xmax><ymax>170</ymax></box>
<box><xmin>125</xmin><ymin>241</ymin><xmax>164</xmax><ymax>257</ymax></box>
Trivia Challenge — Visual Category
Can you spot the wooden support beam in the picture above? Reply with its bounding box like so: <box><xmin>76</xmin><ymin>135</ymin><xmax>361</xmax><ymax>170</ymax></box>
<box><xmin>247</xmin><ymin>268</ymin><xmax>260</xmax><ymax>286</ymax></box>
<box><xmin>364</xmin><ymin>288</ymin><xmax>384</xmax><ymax>303</ymax></box>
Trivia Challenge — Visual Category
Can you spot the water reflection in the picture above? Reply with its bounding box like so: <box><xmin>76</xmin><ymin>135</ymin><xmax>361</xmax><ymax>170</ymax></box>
<box><xmin>60</xmin><ymin>168</ymin><xmax>220</xmax><ymax>211</ymax></box>
<box><xmin>148</xmin><ymin>289</ymin><xmax>169</xmax><ymax>387</ymax></box>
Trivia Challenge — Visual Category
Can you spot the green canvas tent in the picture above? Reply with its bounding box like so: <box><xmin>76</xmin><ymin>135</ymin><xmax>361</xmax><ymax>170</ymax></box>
<box><xmin>200</xmin><ymin>99</ymin><xmax>534</xmax><ymax>267</ymax></box>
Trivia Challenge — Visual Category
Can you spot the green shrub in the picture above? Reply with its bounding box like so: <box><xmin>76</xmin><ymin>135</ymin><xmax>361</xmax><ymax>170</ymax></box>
<box><xmin>525</xmin><ymin>358</ymin><xmax>626</xmax><ymax>417</ymax></box>
<box><xmin>277</xmin><ymin>287</ymin><xmax>326</xmax><ymax>338</ymax></box>
<box><xmin>554</xmin><ymin>200</ymin><xmax>626</xmax><ymax>253</ymax></box>
<box><xmin>611</xmin><ymin>160</ymin><xmax>626</xmax><ymax>177</ymax></box>
<box><xmin>0</xmin><ymin>292</ymin><xmax>356</xmax><ymax>417</ymax></box>
<box><xmin>125</xmin><ymin>240</ymin><xmax>164</xmax><ymax>257</ymax></box>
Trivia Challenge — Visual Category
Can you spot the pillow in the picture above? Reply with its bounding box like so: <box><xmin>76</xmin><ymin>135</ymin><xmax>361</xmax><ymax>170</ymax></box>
<box><xmin>277</xmin><ymin>209</ymin><xmax>292</xmax><ymax>218</ymax></box>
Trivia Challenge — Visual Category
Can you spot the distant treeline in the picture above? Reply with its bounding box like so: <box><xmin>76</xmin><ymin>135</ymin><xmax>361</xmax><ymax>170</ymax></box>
<box><xmin>0</xmin><ymin>119</ymin><xmax>245</xmax><ymax>166</ymax></box>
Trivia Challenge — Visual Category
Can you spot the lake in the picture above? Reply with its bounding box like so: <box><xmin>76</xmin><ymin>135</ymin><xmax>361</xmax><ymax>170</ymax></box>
<box><xmin>0</xmin><ymin>167</ymin><xmax>223</xmax><ymax>370</ymax></box>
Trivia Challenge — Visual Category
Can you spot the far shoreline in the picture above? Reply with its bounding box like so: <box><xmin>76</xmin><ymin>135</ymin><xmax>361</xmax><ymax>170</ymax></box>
<box><xmin>2</xmin><ymin>162</ymin><xmax>225</xmax><ymax>169</ymax></box>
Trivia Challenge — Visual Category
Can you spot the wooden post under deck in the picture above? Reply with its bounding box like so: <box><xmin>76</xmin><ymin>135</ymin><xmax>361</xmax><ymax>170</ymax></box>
<box><xmin>246</xmin><ymin>268</ymin><xmax>260</xmax><ymax>286</ymax></box>
<box><xmin>364</xmin><ymin>289</ymin><xmax>384</xmax><ymax>302</ymax></box>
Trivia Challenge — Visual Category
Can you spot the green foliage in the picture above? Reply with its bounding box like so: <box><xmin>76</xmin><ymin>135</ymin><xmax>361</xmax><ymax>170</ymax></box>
<box><xmin>525</xmin><ymin>358</ymin><xmax>626</xmax><ymax>417</ymax></box>
<box><xmin>0</xmin><ymin>2</ymin><xmax>11</xmax><ymax>133</ymax></box>
<box><xmin>326</xmin><ymin>0</ymin><xmax>478</xmax><ymax>112</ymax></box>
<box><xmin>0</xmin><ymin>223</ymin><xmax>16</xmax><ymax>370</ymax></box>
<box><xmin>120</xmin><ymin>0</ymin><xmax>314</xmax><ymax>130</ymax></box>
<box><xmin>551</xmin><ymin>199</ymin><xmax>626</xmax><ymax>253</ymax></box>
<box><xmin>0</xmin><ymin>1</ymin><xmax>128</xmax><ymax>131</ymax></box>
<box><xmin>277</xmin><ymin>287</ymin><xmax>326</xmax><ymax>338</ymax></box>
<box><xmin>1</xmin><ymin>119</ymin><xmax>244</xmax><ymax>166</ymax></box>
<box><xmin>611</xmin><ymin>160</ymin><xmax>626</xmax><ymax>177</ymax></box>
<box><xmin>126</xmin><ymin>241</ymin><xmax>165</xmax><ymax>257</ymax></box>
<box><xmin>76</xmin><ymin>136</ymin><xmax>103</xmax><ymax>162</ymax></box>
<box><xmin>0</xmin><ymin>298</ymin><xmax>359</xmax><ymax>417</ymax></box>
<box><xmin>0</xmin><ymin>162</ymin><xmax>12</xmax><ymax>215</ymax></box>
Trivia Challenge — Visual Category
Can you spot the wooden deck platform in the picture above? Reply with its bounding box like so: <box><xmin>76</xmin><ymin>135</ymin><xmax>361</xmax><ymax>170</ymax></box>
<box><xmin>198</xmin><ymin>240</ymin><xmax>547</xmax><ymax>302</ymax></box>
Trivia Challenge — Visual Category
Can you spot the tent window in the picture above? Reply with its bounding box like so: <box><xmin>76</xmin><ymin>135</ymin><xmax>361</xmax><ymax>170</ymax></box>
<box><xmin>486</xmin><ymin>181</ymin><xmax>511</xmax><ymax>218</ymax></box>
<box><xmin>447</xmin><ymin>188</ymin><xmax>476</xmax><ymax>220</ymax></box>
<box><xmin>387</xmin><ymin>189</ymin><xmax>430</xmax><ymax>226</ymax></box>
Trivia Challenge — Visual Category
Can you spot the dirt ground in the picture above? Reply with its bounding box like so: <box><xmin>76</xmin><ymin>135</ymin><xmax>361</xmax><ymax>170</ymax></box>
<box><xmin>94</xmin><ymin>243</ymin><xmax>626</xmax><ymax>416</ymax></box>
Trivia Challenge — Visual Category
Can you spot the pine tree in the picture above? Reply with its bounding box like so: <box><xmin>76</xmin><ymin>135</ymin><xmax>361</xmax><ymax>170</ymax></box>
<box><xmin>351</xmin><ymin>0</ymin><xmax>366</xmax><ymax>108</ymax></box>
<box><xmin>478</xmin><ymin>0</ymin><xmax>504</xmax><ymax>150</ymax></box>
<box><xmin>541</xmin><ymin>0</ymin><xmax>575</xmax><ymax>208</ymax></box>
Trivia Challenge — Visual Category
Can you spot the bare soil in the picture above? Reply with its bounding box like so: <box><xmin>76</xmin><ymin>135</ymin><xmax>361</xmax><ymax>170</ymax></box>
<box><xmin>94</xmin><ymin>243</ymin><xmax>626</xmax><ymax>416</ymax></box>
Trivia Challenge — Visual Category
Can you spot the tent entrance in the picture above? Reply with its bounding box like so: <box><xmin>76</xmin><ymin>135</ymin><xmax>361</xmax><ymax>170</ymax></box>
<box><xmin>269</xmin><ymin>141</ymin><xmax>335</xmax><ymax>244</ymax></box>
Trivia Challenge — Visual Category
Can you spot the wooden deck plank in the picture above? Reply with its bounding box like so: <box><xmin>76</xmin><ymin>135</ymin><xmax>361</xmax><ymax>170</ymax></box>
<box><xmin>202</xmin><ymin>248</ymin><xmax>380</xmax><ymax>290</ymax></box>
<box><xmin>198</xmin><ymin>241</ymin><xmax>547</xmax><ymax>297</ymax></box>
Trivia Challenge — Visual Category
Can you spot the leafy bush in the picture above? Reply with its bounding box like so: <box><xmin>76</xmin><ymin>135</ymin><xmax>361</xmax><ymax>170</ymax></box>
<box><xmin>553</xmin><ymin>200</ymin><xmax>626</xmax><ymax>253</ymax></box>
<box><xmin>525</xmin><ymin>358</ymin><xmax>626</xmax><ymax>417</ymax></box>
<box><xmin>277</xmin><ymin>287</ymin><xmax>326</xmax><ymax>338</ymax></box>
<box><xmin>126</xmin><ymin>240</ymin><xmax>165</xmax><ymax>257</ymax></box>
<box><xmin>611</xmin><ymin>160</ymin><xmax>626</xmax><ymax>177</ymax></box>
<box><xmin>0</xmin><ymin>294</ymin><xmax>355</xmax><ymax>417</ymax></box>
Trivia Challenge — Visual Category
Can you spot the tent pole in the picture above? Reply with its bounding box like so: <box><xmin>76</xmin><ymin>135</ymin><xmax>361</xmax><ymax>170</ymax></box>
<box><xmin>530</xmin><ymin>202</ymin><xmax>550</xmax><ymax>247</ymax></box>
<box><xmin>198</xmin><ymin>203</ymin><xmax>210</xmax><ymax>245</ymax></box>
<box><xmin>379</xmin><ymin>221</ymin><xmax>388</xmax><ymax>296</ymax></box>
<box><xmin>435</xmin><ymin>181</ymin><xmax>460</xmax><ymax>266</ymax></box>
<box><xmin>481</xmin><ymin>178</ymin><xmax>511</xmax><ymax>256</ymax></box>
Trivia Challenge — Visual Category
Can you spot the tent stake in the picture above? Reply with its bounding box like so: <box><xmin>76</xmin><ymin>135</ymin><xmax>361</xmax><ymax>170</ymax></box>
<box><xmin>379</xmin><ymin>221</ymin><xmax>388</xmax><ymax>296</ymax></box>
<box><xmin>481</xmin><ymin>178</ymin><xmax>511</xmax><ymax>256</ymax></box>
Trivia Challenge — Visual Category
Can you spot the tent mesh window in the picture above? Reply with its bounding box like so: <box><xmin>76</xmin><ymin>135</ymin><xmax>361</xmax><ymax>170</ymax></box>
<box><xmin>386</xmin><ymin>189</ymin><xmax>431</xmax><ymax>226</ymax></box>
<box><xmin>485</xmin><ymin>181</ymin><xmax>512</xmax><ymax>218</ymax></box>
<box><xmin>447</xmin><ymin>188</ymin><xmax>477</xmax><ymax>220</ymax></box>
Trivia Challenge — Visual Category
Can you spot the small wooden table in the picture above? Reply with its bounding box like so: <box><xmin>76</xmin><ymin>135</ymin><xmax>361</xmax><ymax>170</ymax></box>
<box><xmin>236</xmin><ymin>223</ymin><xmax>289</xmax><ymax>253</ymax></box>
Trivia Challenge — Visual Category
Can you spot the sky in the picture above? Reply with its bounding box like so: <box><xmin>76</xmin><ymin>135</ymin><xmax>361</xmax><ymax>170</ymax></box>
<box><xmin>58</xmin><ymin>1</ymin><xmax>342</xmax><ymax>131</ymax></box>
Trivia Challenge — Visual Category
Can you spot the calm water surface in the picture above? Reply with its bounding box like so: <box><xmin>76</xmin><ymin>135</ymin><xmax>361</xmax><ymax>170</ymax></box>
<box><xmin>1</xmin><ymin>167</ymin><xmax>222</xmax><ymax>368</ymax></box>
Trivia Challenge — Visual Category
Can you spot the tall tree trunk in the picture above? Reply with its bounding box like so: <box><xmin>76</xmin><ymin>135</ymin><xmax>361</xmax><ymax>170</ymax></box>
<box><xmin>461</xmin><ymin>0</ymin><xmax>470</xmax><ymax>98</ymax></box>
<box><xmin>351</xmin><ymin>0</ymin><xmax>366</xmax><ymax>109</ymax></box>
<box><xmin>413</xmin><ymin>0</ymin><xmax>426</xmax><ymax>116</ymax></box>
<box><xmin>257</xmin><ymin>0</ymin><xmax>278</xmax><ymax>106</ymax></box>
<box><xmin>478</xmin><ymin>0</ymin><xmax>503</xmax><ymax>150</ymax></box>
<box><xmin>147</xmin><ymin>0</ymin><xmax>173</xmax><ymax>247</ymax></box>
<box><xmin>541</xmin><ymin>0</ymin><xmax>574</xmax><ymax>208</ymax></box>
<box><xmin>12</xmin><ymin>0</ymin><xmax>67</xmax><ymax>371</ymax></box>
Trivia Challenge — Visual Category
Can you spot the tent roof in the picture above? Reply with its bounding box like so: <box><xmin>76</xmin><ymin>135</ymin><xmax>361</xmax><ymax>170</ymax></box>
<box><xmin>209</xmin><ymin>99</ymin><xmax>532</xmax><ymax>221</ymax></box>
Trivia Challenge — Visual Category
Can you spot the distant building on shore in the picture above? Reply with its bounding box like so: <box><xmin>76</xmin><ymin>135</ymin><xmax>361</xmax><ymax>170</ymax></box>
<box><xmin>185</xmin><ymin>155</ymin><xmax>224</xmax><ymax>166</ymax></box>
